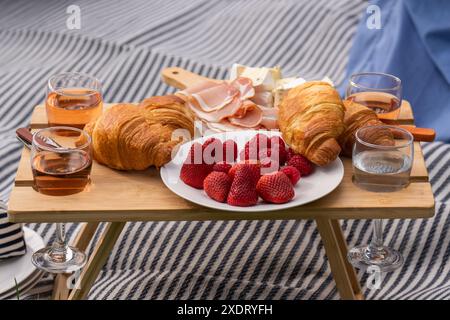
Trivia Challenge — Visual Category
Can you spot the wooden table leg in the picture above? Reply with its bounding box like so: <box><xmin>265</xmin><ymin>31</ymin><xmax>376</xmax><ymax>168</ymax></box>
<box><xmin>52</xmin><ymin>222</ymin><xmax>100</xmax><ymax>300</ymax></box>
<box><xmin>315</xmin><ymin>218</ymin><xmax>363</xmax><ymax>300</ymax></box>
<box><xmin>68</xmin><ymin>222</ymin><xmax>126</xmax><ymax>300</ymax></box>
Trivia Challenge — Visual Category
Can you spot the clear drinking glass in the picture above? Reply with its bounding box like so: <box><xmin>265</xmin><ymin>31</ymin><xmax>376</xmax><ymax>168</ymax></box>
<box><xmin>348</xmin><ymin>125</ymin><xmax>414</xmax><ymax>272</ymax></box>
<box><xmin>46</xmin><ymin>72</ymin><xmax>103</xmax><ymax>132</ymax></box>
<box><xmin>346</xmin><ymin>72</ymin><xmax>402</xmax><ymax>114</ymax></box>
<box><xmin>31</xmin><ymin>126</ymin><xmax>92</xmax><ymax>273</ymax></box>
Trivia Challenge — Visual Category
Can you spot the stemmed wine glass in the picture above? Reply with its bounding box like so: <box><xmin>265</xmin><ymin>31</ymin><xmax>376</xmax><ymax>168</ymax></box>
<box><xmin>31</xmin><ymin>127</ymin><xmax>92</xmax><ymax>273</ymax></box>
<box><xmin>348</xmin><ymin>125</ymin><xmax>414</xmax><ymax>271</ymax></box>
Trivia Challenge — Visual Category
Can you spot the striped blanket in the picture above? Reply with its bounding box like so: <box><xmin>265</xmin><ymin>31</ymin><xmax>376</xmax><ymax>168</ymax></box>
<box><xmin>1</xmin><ymin>0</ymin><xmax>449</xmax><ymax>299</ymax></box>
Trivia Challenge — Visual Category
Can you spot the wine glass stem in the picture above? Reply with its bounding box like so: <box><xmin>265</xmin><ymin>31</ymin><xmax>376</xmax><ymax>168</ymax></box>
<box><xmin>49</xmin><ymin>223</ymin><xmax>71</xmax><ymax>262</ymax></box>
<box><xmin>367</xmin><ymin>219</ymin><xmax>386</xmax><ymax>258</ymax></box>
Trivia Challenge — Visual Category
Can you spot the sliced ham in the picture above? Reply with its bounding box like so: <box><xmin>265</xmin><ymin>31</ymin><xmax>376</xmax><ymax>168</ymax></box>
<box><xmin>251</xmin><ymin>90</ymin><xmax>273</xmax><ymax>108</ymax></box>
<box><xmin>260</xmin><ymin>117</ymin><xmax>278</xmax><ymax>130</ymax></box>
<box><xmin>232</xmin><ymin>100</ymin><xmax>258</xmax><ymax>119</ymax></box>
<box><xmin>207</xmin><ymin>120</ymin><xmax>255</xmax><ymax>132</ymax></box>
<box><xmin>187</xmin><ymin>96</ymin><xmax>242</xmax><ymax>122</ymax></box>
<box><xmin>231</xmin><ymin>77</ymin><xmax>255</xmax><ymax>100</ymax></box>
<box><xmin>259</xmin><ymin>106</ymin><xmax>279</xmax><ymax>129</ymax></box>
<box><xmin>229</xmin><ymin>107</ymin><xmax>263</xmax><ymax>128</ymax></box>
<box><xmin>260</xmin><ymin>105</ymin><xmax>278</xmax><ymax>118</ymax></box>
<box><xmin>191</xmin><ymin>83</ymin><xmax>238</xmax><ymax>112</ymax></box>
<box><xmin>179</xmin><ymin>77</ymin><xmax>279</xmax><ymax>132</ymax></box>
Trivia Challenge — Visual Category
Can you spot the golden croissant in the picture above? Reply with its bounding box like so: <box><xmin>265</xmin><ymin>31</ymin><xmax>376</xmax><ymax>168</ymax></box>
<box><xmin>278</xmin><ymin>81</ymin><xmax>345</xmax><ymax>166</ymax></box>
<box><xmin>83</xmin><ymin>95</ymin><xmax>195</xmax><ymax>170</ymax></box>
<box><xmin>339</xmin><ymin>100</ymin><xmax>394</xmax><ymax>156</ymax></box>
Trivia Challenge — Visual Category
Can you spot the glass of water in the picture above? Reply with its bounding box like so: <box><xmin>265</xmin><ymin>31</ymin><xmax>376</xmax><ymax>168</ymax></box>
<box><xmin>348</xmin><ymin>125</ymin><xmax>413</xmax><ymax>272</ymax></box>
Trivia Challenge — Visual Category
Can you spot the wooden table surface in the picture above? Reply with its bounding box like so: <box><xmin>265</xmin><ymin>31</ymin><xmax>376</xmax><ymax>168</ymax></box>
<box><xmin>8</xmin><ymin>101</ymin><xmax>435</xmax><ymax>223</ymax></box>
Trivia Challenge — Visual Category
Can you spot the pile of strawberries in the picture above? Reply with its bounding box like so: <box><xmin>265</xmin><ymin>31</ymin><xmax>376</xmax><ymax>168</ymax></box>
<box><xmin>180</xmin><ymin>134</ymin><xmax>314</xmax><ymax>207</ymax></box>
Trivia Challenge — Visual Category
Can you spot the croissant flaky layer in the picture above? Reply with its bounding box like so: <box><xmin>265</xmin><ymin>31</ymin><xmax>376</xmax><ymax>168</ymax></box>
<box><xmin>279</xmin><ymin>81</ymin><xmax>345</xmax><ymax>166</ymax></box>
<box><xmin>339</xmin><ymin>100</ymin><xmax>394</xmax><ymax>156</ymax></box>
<box><xmin>84</xmin><ymin>95</ymin><xmax>194</xmax><ymax>170</ymax></box>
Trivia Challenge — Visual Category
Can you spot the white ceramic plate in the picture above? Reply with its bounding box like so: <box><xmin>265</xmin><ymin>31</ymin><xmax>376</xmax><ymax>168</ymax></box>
<box><xmin>161</xmin><ymin>130</ymin><xmax>344</xmax><ymax>212</ymax></box>
<box><xmin>0</xmin><ymin>227</ymin><xmax>45</xmax><ymax>296</ymax></box>
<box><xmin>0</xmin><ymin>269</ymin><xmax>44</xmax><ymax>300</ymax></box>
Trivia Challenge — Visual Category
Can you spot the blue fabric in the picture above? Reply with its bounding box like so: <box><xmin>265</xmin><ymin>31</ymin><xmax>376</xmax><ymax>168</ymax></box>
<box><xmin>339</xmin><ymin>0</ymin><xmax>450</xmax><ymax>142</ymax></box>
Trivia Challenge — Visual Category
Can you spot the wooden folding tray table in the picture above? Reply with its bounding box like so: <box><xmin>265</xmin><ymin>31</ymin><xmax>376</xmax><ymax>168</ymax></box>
<box><xmin>7</xmin><ymin>101</ymin><xmax>434</xmax><ymax>300</ymax></box>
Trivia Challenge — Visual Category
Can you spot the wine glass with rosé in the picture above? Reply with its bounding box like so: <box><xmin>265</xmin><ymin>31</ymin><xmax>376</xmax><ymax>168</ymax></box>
<box><xmin>31</xmin><ymin>126</ymin><xmax>92</xmax><ymax>273</ymax></box>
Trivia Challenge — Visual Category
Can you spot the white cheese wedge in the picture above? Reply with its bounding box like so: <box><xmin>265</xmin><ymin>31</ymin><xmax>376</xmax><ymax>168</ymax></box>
<box><xmin>272</xmin><ymin>76</ymin><xmax>335</xmax><ymax>107</ymax></box>
<box><xmin>321</xmin><ymin>76</ymin><xmax>334</xmax><ymax>86</ymax></box>
<box><xmin>229</xmin><ymin>64</ymin><xmax>281</xmax><ymax>91</ymax></box>
<box><xmin>229</xmin><ymin>63</ymin><xmax>335</xmax><ymax>108</ymax></box>
<box><xmin>273</xmin><ymin>77</ymin><xmax>306</xmax><ymax>107</ymax></box>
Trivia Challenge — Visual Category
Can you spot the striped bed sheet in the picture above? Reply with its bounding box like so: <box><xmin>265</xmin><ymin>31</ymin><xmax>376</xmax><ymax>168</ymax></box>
<box><xmin>0</xmin><ymin>0</ymin><xmax>449</xmax><ymax>300</ymax></box>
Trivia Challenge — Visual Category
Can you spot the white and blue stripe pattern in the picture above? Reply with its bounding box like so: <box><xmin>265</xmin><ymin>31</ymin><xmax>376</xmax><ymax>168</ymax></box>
<box><xmin>0</xmin><ymin>0</ymin><xmax>449</xmax><ymax>300</ymax></box>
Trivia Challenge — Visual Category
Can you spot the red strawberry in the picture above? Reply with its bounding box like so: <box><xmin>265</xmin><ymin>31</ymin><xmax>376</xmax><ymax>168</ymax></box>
<box><xmin>287</xmin><ymin>155</ymin><xmax>314</xmax><ymax>176</ymax></box>
<box><xmin>223</xmin><ymin>140</ymin><xmax>238</xmax><ymax>162</ymax></box>
<box><xmin>180</xmin><ymin>162</ymin><xmax>213</xmax><ymax>189</ymax></box>
<box><xmin>273</xmin><ymin>145</ymin><xmax>288</xmax><ymax>165</ymax></box>
<box><xmin>250</xmin><ymin>133</ymin><xmax>271</xmax><ymax>149</ymax></box>
<box><xmin>239</xmin><ymin>144</ymin><xmax>258</xmax><ymax>161</ymax></box>
<box><xmin>180</xmin><ymin>142</ymin><xmax>214</xmax><ymax>188</ymax></box>
<box><xmin>258</xmin><ymin>146</ymin><xmax>288</xmax><ymax>166</ymax></box>
<box><xmin>280</xmin><ymin>166</ymin><xmax>301</xmax><ymax>185</ymax></box>
<box><xmin>260</xmin><ymin>157</ymin><xmax>279</xmax><ymax>175</ymax></box>
<box><xmin>228</xmin><ymin>165</ymin><xmax>238</xmax><ymax>180</ymax></box>
<box><xmin>269</xmin><ymin>136</ymin><xmax>288</xmax><ymax>164</ymax></box>
<box><xmin>241</xmin><ymin>133</ymin><xmax>270</xmax><ymax>161</ymax></box>
<box><xmin>227</xmin><ymin>165</ymin><xmax>259</xmax><ymax>207</ymax></box>
<box><xmin>256</xmin><ymin>172</ymin><xmax>295</xmax><ymax>204</ymax></box>
<box><xmin>213</xmin><ymin>162</ymin><xmax>232</xmax><ymax>173</ymax></box>
<box><xmin>185</xmin><ymin>142</ymin><xmax>204</xmax><ymax>164</ymax></box>
<box><xmin>270</xmin><ymin>136</ymin><xmax>286</xmax><ymax>151</ymax></box>
<box><xmin>204</xmin><ymin>172</ymin><xmax>232</xmax><ymax>203</ymax></box>
<box><xmin>258</xmin><ymin>148</ymin><xmax>272</xmax><ymax>160</ymax></box>
<box><xmin>287</xmin><ymin>147</ymin><xmax>301</xmax><ymax>162</ymax></box>
<box><xmin>203</xmin><ymin>138</ymin><xmax>222</xmax><ymax>164</ymax></box>
<box><xmin>228</xmin><ymin>161</ymin><xmax>260</xmax><ymax>182</ymax></box>
<box><xmin>203</xmin><ymin>137</ymin><xmax>220</xmax><ymax>149</ymax></box>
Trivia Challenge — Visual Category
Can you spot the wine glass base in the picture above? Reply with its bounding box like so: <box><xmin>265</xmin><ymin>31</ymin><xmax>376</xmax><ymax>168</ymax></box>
<box><xmin>347</xmin><ymin>245</ymin><xmax>404</xmax><ymax>273</ymax></box>
<box><xmin>32</xmin><ymin>246</ymin><xmax>87</xmax><ymax>273</ymax></box>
